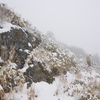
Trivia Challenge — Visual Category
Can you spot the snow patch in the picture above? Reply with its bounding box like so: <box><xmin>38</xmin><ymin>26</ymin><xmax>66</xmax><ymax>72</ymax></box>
<box><xmin>28</xmin><ymin>42</ymin><xmax>32</xmax><ymax>47</ymax></box>
<box><xmin>0</xmin><ymin>57</ymin><xmax>4</xmax><ymax>62</ymax></box>
<box><xmin>24</xmin><ymin>49</ymin><xmax>30</xmax><ymax>54</ymax></box>
<box><xmin>0</xmin><ymin>85</ymin><xmax>3</xmax><ymax>90</ymax></box>
<box><xmin>0</xmin><ymin>22</ymin><xmax>19</xmax><ymax>33</ymax></box>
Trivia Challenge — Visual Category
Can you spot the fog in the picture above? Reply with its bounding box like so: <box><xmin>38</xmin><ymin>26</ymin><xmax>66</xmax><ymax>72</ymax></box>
<box><xmin>1</xmin><ymin>0</ymin><xmax>100</xmax><ymax>55</ymax></box>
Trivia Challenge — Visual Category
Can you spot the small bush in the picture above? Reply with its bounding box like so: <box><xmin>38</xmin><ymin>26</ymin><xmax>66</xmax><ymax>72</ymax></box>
<box><xmin>0</xmin><ymin>60</ymin><xmax>25</xmax><ymax>93</ymax></box>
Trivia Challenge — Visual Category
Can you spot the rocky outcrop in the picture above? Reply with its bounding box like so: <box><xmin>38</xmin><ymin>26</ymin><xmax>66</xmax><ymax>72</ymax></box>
<box><xmin>0</xmin><ymin>27</ymin><xmax>40</xmax><ymax>68</ymax></box>
<box><xmin>0</xmin><ymin>25</ymin><xmax>58</xmax><ymax>87</ymax></box>
<box><xmin>24</xmin><ymin>61</ymin><xmax>55</xmax><ymax>88</ymax></box>
<box><xmin>0</xmin><ymin>3</ymin><xmax>80</xmax><ymax>90</ymax></box>
<box><xmin>0</xmin><ymin>3</ymin><xmax>59</xmax><ymax>87</ymax></box>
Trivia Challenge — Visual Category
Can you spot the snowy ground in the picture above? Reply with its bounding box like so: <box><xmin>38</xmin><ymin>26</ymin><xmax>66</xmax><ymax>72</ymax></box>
<box><xmin>3</xmin><ymin>66</ymin><xmax>100</xmax><ymax>100</ymax></box>
<box><xmin>0</xmin><ymin>21</ymin><xmax>100</xmax><ymax>100</ymax></box>
<box><xmin>4</xmin><ymin>73</ymin><xmax>75</xmax><ymax>100</ymax></box>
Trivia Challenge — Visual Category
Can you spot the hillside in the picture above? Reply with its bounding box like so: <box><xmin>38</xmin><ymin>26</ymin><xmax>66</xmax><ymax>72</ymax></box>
<box><xmin>0</xmin><ymin>3</ymin><xmax>100</xmax><ymax>100</ymax></box>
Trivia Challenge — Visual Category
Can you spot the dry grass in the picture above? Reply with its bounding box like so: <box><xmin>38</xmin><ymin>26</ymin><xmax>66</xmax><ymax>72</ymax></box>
<box><xmin>27</xmin><ymin>86</ymin><xmax>35</xmax><ymax>100</ymax></box>
<box><xmin>3</xmin><ymin>84</ymin><xmax>35</xmax><ymax>100</ymax></box>
<box><xmin>0</xmin><ymin>90</ymin><xmax>5</xmax><ymax>100</ymax></box>
<box><xmin>55</xmin><ymin>74</ymin><xmax>68</xmax><ymax>96</ymax></box>
<box><xmin>75</xmin><ymin>71</ymin><xmax>82</xmax><ymax>79</ymax></box>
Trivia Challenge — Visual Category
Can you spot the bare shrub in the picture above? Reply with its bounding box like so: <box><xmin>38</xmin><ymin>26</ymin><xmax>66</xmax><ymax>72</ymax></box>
<box><xmin>0</xmin><ymin>89</ymin><xmax>5</xmax><ymax>100</ymax></box>
<box><xmin>27</xmin><ymin>85</ymin><xmax>35</xmax><ymax>100</ymax></box>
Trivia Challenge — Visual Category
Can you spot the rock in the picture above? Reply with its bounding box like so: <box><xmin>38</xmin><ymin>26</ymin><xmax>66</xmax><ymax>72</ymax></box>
<box><xmin>24</xmin><ymin>61</ymin><xmax>55</xmax><ymax>88</ymax></box>
<box><xmin>0</xmin><ymin>28</ymin><xmax>40</xmax><ymax>68</ymax></box>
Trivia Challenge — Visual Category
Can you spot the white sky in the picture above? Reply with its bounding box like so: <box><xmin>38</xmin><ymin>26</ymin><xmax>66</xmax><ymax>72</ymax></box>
<box><xmin>0</xmin><ymin>0</ymin><xmax>100</xmax><ymax>55</ymax></box>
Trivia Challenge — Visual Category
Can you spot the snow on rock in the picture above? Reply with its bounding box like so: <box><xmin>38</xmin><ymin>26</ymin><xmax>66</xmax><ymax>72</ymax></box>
<box><xmin>19</xmin><ymin>63</ymin><xmax>29</xmax><ymax>73</ymax></box>
<box><xmin>24</xmin><ymin>49</ymin><xmax>30</xmax><ymax>54</ymax></box>
<box><xmin>28</xmin><ymin>42</ymin><xmax>32</xmax><ymax>47</ymax></box>
<box><xmin>0</xmin><ymin>85</ymin><xmax>3</xmax><ymax>90</ymax></box>
<box><xmin>0</xmin><ymin>57</ymin><xmax>4</xmax><ymax>62</ymax></box>
<box><xmin>0</xmin><ymin>21</ymin><xmax>27</xmax><ymax>35</ymax></box>
<box><xmin>0</xmin><ymin>22</ymin><xmax>18</xmax><ymax>33</ymax></box>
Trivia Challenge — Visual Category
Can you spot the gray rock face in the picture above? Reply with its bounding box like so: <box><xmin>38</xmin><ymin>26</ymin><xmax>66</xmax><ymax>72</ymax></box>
<box><xmin>24</xmin><ymin>61</ymin><xmax>55</xmax><ymax>88</ymax></box>
<box><xmin>0</xmin><ymin>26</ymin><xmax>58</xmax><ymax>88</ymax></box>
<box><xmin>0</xmin><ymin>27</ymin><xmax>40</xmax><ymax>68</ymax></box>
<box><xmin>0</xmin><ymin>4</ymin><xmax>60</xmax><ymax>89</ymax></box>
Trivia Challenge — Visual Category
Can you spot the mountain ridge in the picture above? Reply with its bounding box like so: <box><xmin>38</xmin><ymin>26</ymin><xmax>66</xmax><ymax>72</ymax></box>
<box><xmin>0</xmin><ymin>3</ymin><xmax>100</xmax><ymax>100</ymax></box>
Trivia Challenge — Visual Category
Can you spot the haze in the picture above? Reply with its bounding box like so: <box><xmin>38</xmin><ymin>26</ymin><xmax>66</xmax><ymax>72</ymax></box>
<box><xmin>1</xmin><ymin>0</ymin><xmax>100</xmax><ymax>55</ymax></box>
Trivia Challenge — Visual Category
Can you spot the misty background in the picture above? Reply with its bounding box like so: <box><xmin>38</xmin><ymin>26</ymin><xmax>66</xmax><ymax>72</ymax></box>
<box><xmin>0</xmin><ymin>0</ymin><xmax>100</xmax><ymax>65</ymax></box>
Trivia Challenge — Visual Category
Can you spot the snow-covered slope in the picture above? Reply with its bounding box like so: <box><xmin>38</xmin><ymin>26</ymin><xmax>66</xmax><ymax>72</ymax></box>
<box><xmin>2</xmin><ymin>66</ymin><xmax>100</xmax><ymax>100</ymax></box>
<box><xmin>0</xmin><ymin>3</ymin><xmax>100</xmax><ymax>100</ymax></box>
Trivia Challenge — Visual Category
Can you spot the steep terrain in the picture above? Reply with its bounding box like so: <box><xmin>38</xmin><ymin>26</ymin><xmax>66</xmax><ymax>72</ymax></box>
<box><xmin>0</xmin><ymin>3</ymin><xmax>100</xmax><ymax>100</ymax></box>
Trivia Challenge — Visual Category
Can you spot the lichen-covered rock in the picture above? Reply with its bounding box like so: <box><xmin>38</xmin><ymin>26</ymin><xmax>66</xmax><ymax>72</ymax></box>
<box><xmin>0</xmin><ymin>28</ymin><xmax>40</xmax><ymax>68</ymax></box>
<box><xmin>24</xmin><ymin>61</ymin><xmax>55</xmax><ymax>88</ymax></box>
